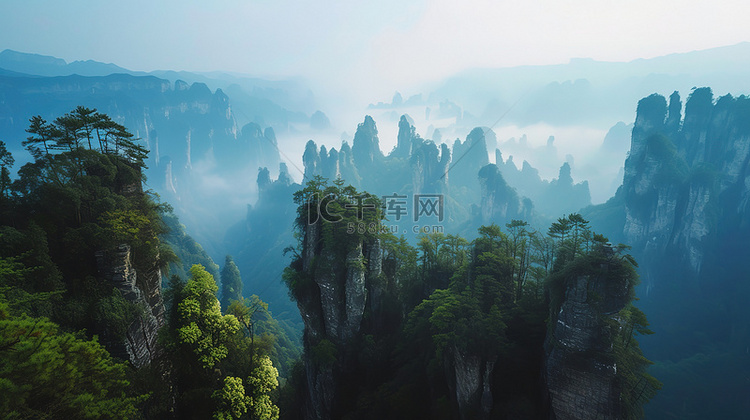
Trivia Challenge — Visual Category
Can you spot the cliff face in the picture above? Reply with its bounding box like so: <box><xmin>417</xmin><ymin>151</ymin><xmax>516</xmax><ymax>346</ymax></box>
<box><xmin>296</xmin><ymin>216</ymin><xmax>384</xmax><ymax>419</ymax></box>
<box><xmin>303</xmin><ymin>140</ymin><xmax>361</xmax><ymax>188</ymax></box>
<box><xmin>477</xmin><ymin>164</ymin><xmax>527</xmax><ymax>224</ymax></box>
<box><xmin>392</xmin><ymin>115</ymin><xmax>414</xmax><ymax>159</ymax></box>
<box><xmin>351</xmin><ymin>115</ymin><xmax>383</xmax><ymax>171</ymax></box>
<box><xmin>622</xmin><ymin>89</ymin><xmax>750</xmax><ymax>285</ymax></box>
<box><xmin>622</xmin><ymin>93</ymin><xmax>682</xmax><ymax>263</ymax></box>
<box><xmin>410</xmin><ymin>137</ymin><xmax>450</xmax><ymax>195</ymax></box>
<box><xmin>614</xmin><ymin>88</ymin><xmax>750</xmax><ymax>417</ymax></box>
<box><xmin>545</xmin><ymin>250</ymin><xmax>630</xmax><ymax>420</ymax></box>
<box><xmin>450</xmin><ymin>127</ymin><xmax>490</xmax><ymax>204</ymax></box>
<box><xmin>95</xmin><ymin>244</ymin><xmax>166</xmax><ymax>368</ymax></box>
<box><xmin>445</xmin><ymin>347</ymin><xmax>496</xmax><ymax>420</ymax></box>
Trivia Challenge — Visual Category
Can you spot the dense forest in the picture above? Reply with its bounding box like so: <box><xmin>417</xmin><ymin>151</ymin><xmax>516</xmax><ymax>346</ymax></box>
<box><xmin>277</xmin><ymin>178</ymin><xmax>658</xmax><ymax>419</ymax></box>
<box><xmin>0</xmin><ymin>106</ymin><xmax>658</xmax><ymax>419</ymax></box>
<box><xmin>0</xmin><ymin>108</ymin><xmax>293</xmax><ymax>419</ymax></box>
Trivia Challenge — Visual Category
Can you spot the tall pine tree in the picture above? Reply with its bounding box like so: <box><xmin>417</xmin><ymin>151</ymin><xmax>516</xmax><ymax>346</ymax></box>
<box><xmin>221</xmin><ymin>255</ymin><xmax>243</xmax><ymax>311</ymax></box>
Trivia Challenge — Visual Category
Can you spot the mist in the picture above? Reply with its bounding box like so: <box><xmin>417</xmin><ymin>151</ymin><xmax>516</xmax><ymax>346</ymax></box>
<box><xmin>4</xmin><ymin>1</ymin><xmax>750</xmax><ymax>418</ymax></box>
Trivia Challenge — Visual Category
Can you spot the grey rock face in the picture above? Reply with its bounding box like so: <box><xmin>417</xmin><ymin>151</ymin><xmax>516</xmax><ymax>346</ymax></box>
<box><xmin>392</xmin><ymin>114</ymin><xmax>414</xmax><ymax>159</ymax></box>
<box><xmin>622</xmin><ymin>89</ymin><xmax>750</xmax><ymax>284</ymax></box>
<box><xmin>343</xmin><ymin>246</ymin><xmax>367</xmax><ymax>342</ymax></box>
<box><xmin>304</xmin><ymin>357</ymin><xmax>336</xmax><ymax>420</ymax></box>
<box><xmin>545</xmin><ymin>263</ymin><xmax>630</xmax><ymax>420</ymax></box>
<box><xmin>450</xmin><ymin>347</ymin><xmax>495</xmax><ymax>420</ymax></box>
<box><xmin>295</xmin><ymin>218</ymin><xmax>384</xmax><ymax>419</ymax></box>
<box><xmin>478</xmin><ymin>163</ymin><xmax>522</xmax><ymax>224</ymax></box>
<box><xmin>95</xmin><ymin>244</ymin><xmax>165</xmax><ymax>368</ymax></box>
<box><xmin>352</xmin><ymin>115</ymin><xmax>383</xmax><ymax>170</ymax></box>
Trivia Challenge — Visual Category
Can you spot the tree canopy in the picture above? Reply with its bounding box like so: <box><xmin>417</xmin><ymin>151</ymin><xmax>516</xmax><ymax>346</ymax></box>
<box><xmin>23</xmin><ymin>107</ymin><xmax>147</xmax><ymax>168</ymax></box>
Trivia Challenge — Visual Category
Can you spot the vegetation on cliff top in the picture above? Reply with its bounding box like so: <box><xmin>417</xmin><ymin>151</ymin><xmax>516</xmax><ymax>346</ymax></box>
<box><xmin>1</xmin><ymin>108</ymin><xmax>290</xmax><ymax>419</ymax></box>
<box><xmin>280</xmin><ymin>177</ymin><xmax>659</xmax><ymax>419</ymax></box>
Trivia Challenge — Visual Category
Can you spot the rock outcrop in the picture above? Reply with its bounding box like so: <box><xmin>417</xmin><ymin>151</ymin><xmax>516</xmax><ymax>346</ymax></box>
<box><xmin>495</xmin><ymin>153</ymin><xmax>591</xmax><ymax>218</ymax></box>
<box><xmin>351</xmin><ymin>115</ymin><xmax>383</xmax><ymax>171</ymax></box>
<box><xmin>620</xmin><ymin>89</ymin><xmax>747</xmax><ymax>284</ymax></box>
<box><xmin>477</xmin><ymin>164</ymin><xmax>527</xmax><ymax>224</ymax></box>
<box><xmin>295</xmin><ymin>207</ymin><xmax>384</xmax><ymax>419</ymax></box>
<box><xmin>410</xmin><ymin>137</ymin><xmax>450</xmax><ymax>195</ymax></box>
<box><xmin>544</xmin><ymin>162</ymin><xmax>591</xmax><ymax>216</ymax></box>
<box><xmin>598</xmin><ymin>87</ymin><xmax>750</xmax><ymax>418</ymax></box>
<box><xmin>445</xmin><ymin>347</ymin><xmax>496</xmax><ymax>420</ymax></box>
<box><xmin>451</xmin><ymin>127</ymin><xmax>490</xmax><ymax>191</ymax></box>
<box><xmin>392</xmin><ymin>114</ymin><xmax>414</xmax><ymax>159</ymax></box>
<box><xmin>545</xmin><ymin>248</ymin><xmax>630</xmax><ymax>420</ymax></box>
<box><xmin>95</xmin><ymin>244</ymin><xmax>166</xmax><ymax>368</ymax></box>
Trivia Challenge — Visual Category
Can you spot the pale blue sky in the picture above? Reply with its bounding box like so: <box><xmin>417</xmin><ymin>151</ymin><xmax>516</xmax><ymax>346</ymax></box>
<box><xmin>2</xmin><ymin>0</ymin><xmax>749</xmax><ymax>98</ymax></box>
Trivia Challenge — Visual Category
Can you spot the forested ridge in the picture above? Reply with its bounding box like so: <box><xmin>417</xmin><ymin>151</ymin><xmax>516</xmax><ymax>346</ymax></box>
<box><xmin>278</xmin><ymin>178</ymin><xmax>659</xmax><ymax>419</ymax></box>
<box><xmin>0</xmin><ymin>107</ymin><xmax>290</xmax><ymax>419</ymax></box>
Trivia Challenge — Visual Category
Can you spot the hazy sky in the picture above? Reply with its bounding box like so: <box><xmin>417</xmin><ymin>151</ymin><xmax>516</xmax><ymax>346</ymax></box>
<box><xmin>2</xmin><ymin>0</ymin><xmax>749</xmax><ymax>98</ymax></box>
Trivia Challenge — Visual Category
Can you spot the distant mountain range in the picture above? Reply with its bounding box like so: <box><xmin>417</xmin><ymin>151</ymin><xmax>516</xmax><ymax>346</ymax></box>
<box><xmin>386</xmin><ymin>42</ymin><xmax>750</xmax><ymax>129</ymax></box>
<box><xmin>0</xmin><ymin>49</ymin><xmax>133</xmax><ymax>77</ymax></box>
<box><xmin>0</xmin><ymin>48</ymin><xmax>318</xmax><ymax>120</ymax></box>
<box><xmin>4</xmin><ymin>42</ymin><xmax>750</xmax><ymax>243</ymax></box>
<box><xmin>0</xmin><ymin>49</ymin><xmax>322</xmax><ymax>261</ymax></box>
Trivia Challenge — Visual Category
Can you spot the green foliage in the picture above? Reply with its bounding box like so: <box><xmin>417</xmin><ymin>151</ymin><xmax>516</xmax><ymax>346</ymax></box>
<box><xmin>548</xmin><ymin>217</ymin><xmax>571</xmax><ymax>241</ymax></box>
<box><xmin>160</xmin><ymin>211</ymin><xmax>220</xmax><ymax>282</ymax></box>
<box><xmin>545</xmin><ymin>214</ymin><xmax>659</xmax><ymax>419</ymax></box>
<box><xmin>0</xmin><ymin>107</ymin><xmax>306</xmax><ymax>420</ymax></box>
<box><xmin>0</xmin><ymin>113</ymin><xmax>183</xmax><ymax>420</ymax></box>
<box><xmin>220</xmin><ymin>255</ymin><xmax>243</xmax><ymax>311</ymax></box>
<box><xmin>246</xmin><ymin>354</ymin><xmax>280</xmax><ymax>420</ymax></box>
<box><xmin>93</xmin><ymin>289</ymin><xmax>141</xmax><ymax>341</ymax></box>
<box><xmin>162</xmin><ymin>265</ymin><xmax>282</xmax><ymax>419</ymax></box>
<box><xmin>310</xmin><ymin>339</ymin><xmax>337</xmax><ymax>367</ymax></box>
<box><xmin>282</xmin><ymin>175</ymin><xmax>659</xmax><ymax>419</ymax></box>
<box><xmin>0</xmin><ymin>296</ymin><xmax>143</xmax><ymax>419</ymax></box>
<box><xmin>212</xmin><ymin>376</ymin><xmax>251</xmax><ymax>420</ymax></box>
<box><xmin>176</xmin><ymin>265</ymin><xmax>240</xmax><ymax>369</ymax></box>
<box><xmin>0</xmin><ymin>227</ymin><xmax>64</xmax><ymax>319</ymax></box>
<box><xmin>287</xmin><ymin>177</ymin><xmax>384</xmax><ymax>306</ymax></box>
<box><xmin>0</xmin><ymin>141</ymin><xmax>13</xmax><ymax>168</ymax></box>
<box><xmin>0</xmin><ymin>141</ymin><xmax>13</xmax><ymax>206</ymax></box>
<box><xmin>380</xmin><ymin>233</ymin><xmax>418</xmax><ymax>303</ymax></box>
<box><xmin>422</xmin><ymin>288</ymin><xmax>508</xmax><ymax>360</ymax></box>
<box><xmin>2</xmin><ymin>106</ymin><xmax>173</xmax><ymax>346</ymax></box>
<box><xmin>612</xmin><ymin>304</ymin><xmax>662</xmax><ymax>419</ymax></box>
<box><xmin>407</xmin><ymin>227</ymin><xmax>514</xmax><ymax>361</ymax></box>
<box><xmin>378</xmin><ymin>221</ymin><xmax>554</xmax><ymax>418</ymax></box>
<box><xmin>281</xmin><ymin>265</ymin><xmax>314</xmax><ymax>304</ymax></box>
<box><xmin>226</xmin><ymin>295</ymin><xmax>300</xmax><ymax>378</ymax></box>
<box><xmin>23</xmin><ymin>107</ymin><xmax>147</xmax><ymax>169</ymax></box>
<box><xmin>292</xmin><ymin>176</ymin><xmax>382</xmax><ymax>244</ymax></box>
<box><xmin>100</xmin><ymin>209</ymin><xmax>152</xmax><ymax>246</ymax></box>
<box><xmin>547</xmin><ymin>213</ymin><xmax>592</xmax><ymax>264</ymax></box>
<box><xmin>528</xmin><ymin>231</ymin><xmax>555</xmax><ymax>283</ymax></box>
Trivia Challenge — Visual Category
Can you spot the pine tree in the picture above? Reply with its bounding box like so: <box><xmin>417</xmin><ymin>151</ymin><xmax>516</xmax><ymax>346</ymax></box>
<box><xmin>221</xmin><ymin>255</ymin><xmax>243</xmax><ymax>311</ymax></box>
